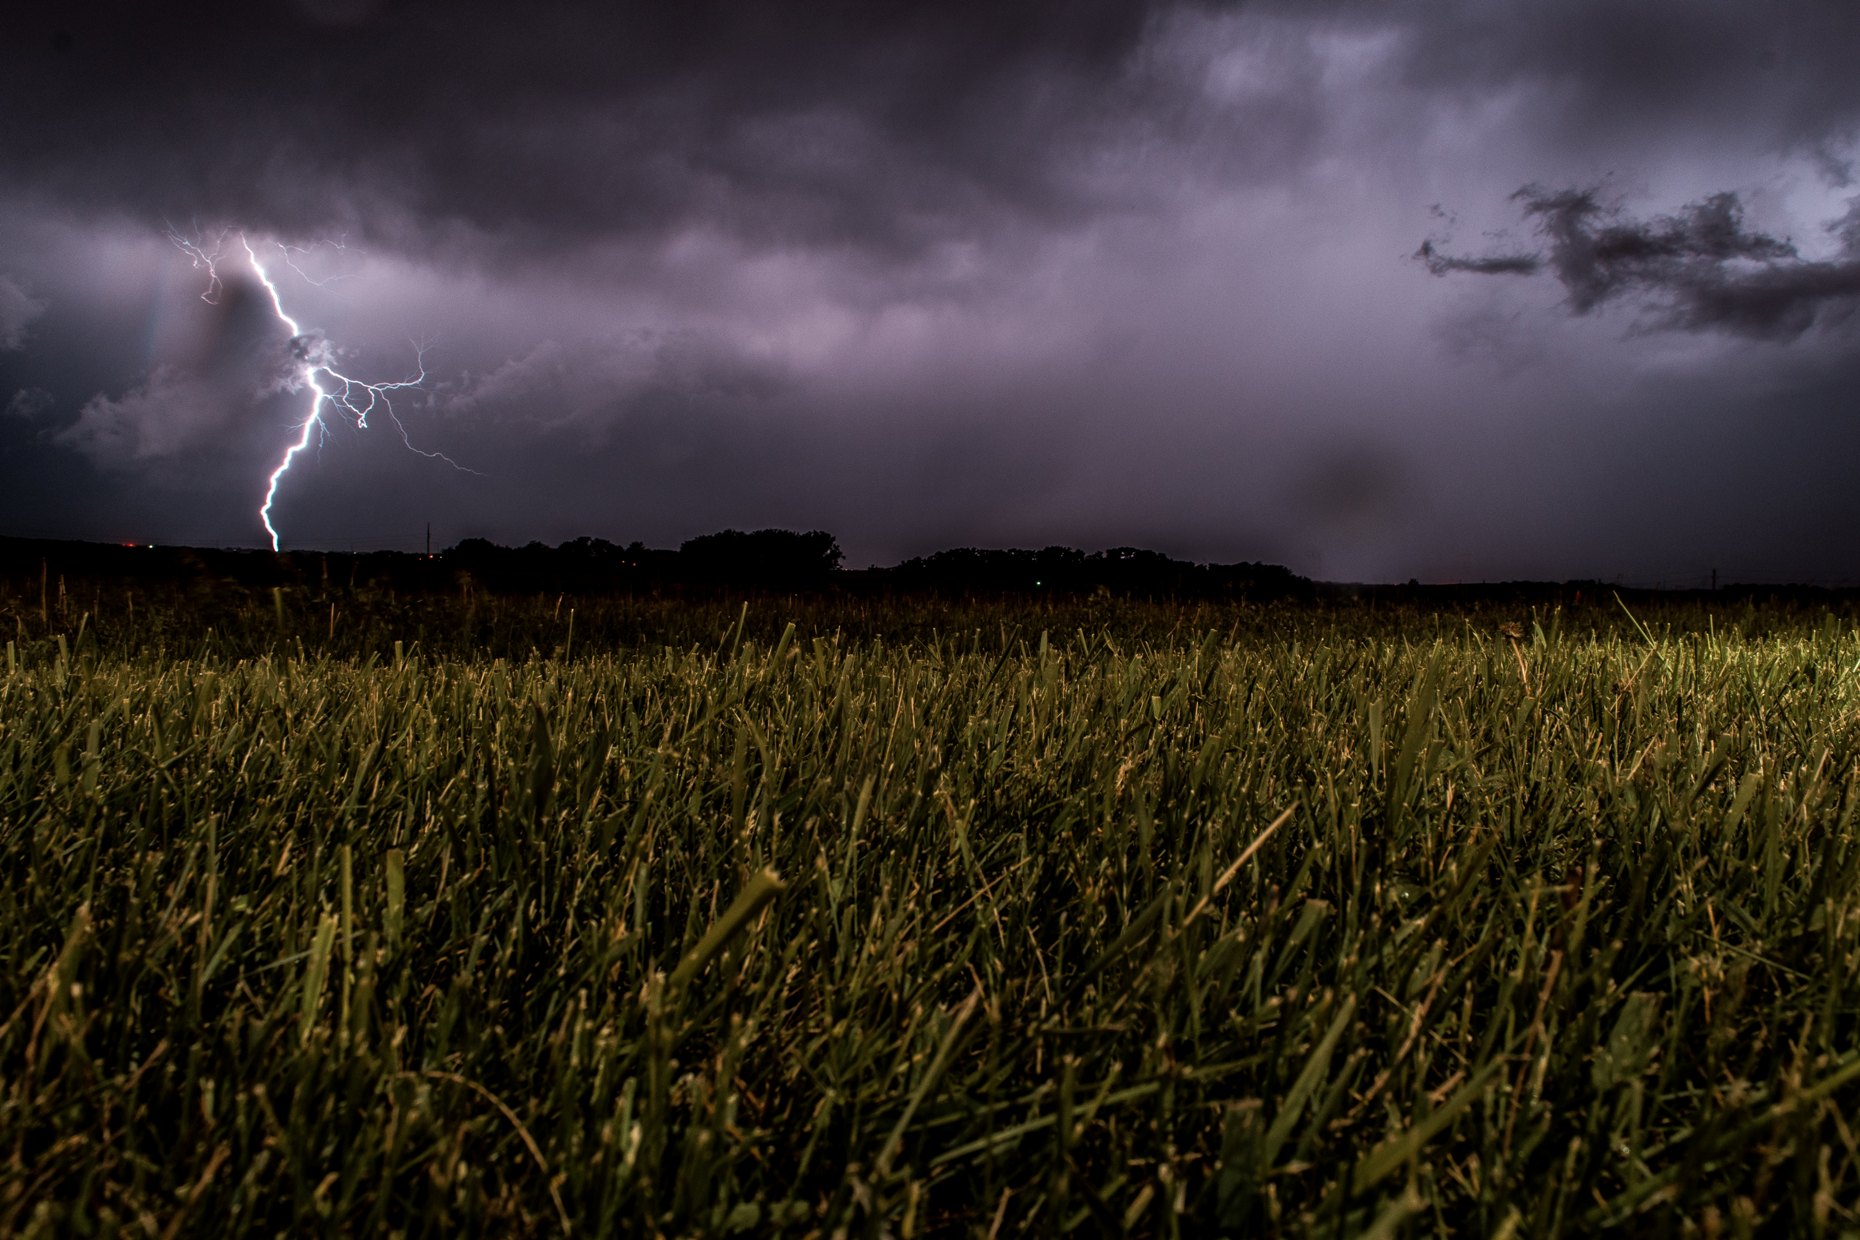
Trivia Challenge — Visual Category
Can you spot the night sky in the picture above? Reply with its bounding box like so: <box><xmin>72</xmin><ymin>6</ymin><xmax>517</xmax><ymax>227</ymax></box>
<box><xmin>6</xmin><ymin>2</ymin><xmax>1860</xmax><ymax>583</ymax></box>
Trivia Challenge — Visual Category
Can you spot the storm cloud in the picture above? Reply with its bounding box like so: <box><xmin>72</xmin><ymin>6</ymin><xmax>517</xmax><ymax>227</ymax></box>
<box><xmin>1422</xmin><ymin>185</ymin><xmax>1860</xmax><ymax>339</ymax></box>
<box><xmin>7</xmin><ymin>2</ymin><xmax>1860</xmax><ymax>581</ymax></box>
<box><xmin>4</xmin><ymin>1</ymin><xmax>1204</xmax><ymax>261</ymax></box>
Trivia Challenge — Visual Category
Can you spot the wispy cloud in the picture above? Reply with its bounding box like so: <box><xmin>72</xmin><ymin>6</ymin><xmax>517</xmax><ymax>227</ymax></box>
<box><xmin>0</xmin><ymin>275</ymin><xmax>45</xmax><ymax>349</ymax></box>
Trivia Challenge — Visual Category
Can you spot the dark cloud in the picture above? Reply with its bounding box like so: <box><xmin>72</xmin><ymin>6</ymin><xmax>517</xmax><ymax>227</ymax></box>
<box><xmin>1414</xmin><ymin>244</ymin><xmax>1538</xmax><ymax>278</ymax></box>
<box><xmin>2</xmin><ymin>1</ymin><xmax>1209</xmax><ymax>263</ymax></box>
<box><xmin>1422</xmin><ymin>185</ymin><xmax>1860</xmax><ymax>339</ymax></box>
<box><xmin>1281</xmin><ymin>441</ymin><xmax>1413</xmax><ymax>534</ymax></box>
<box><xmin>1379</xmin><ymin>0</ymin><xmax>1860</xmax><ymax>155</ymax></box>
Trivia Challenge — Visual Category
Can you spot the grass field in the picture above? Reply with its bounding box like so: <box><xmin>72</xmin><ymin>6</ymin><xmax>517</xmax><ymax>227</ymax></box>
<box><xmin>4</xmin><ymin>582</ymin><xmax>1860</xmax><ymax>1235</ymax></box>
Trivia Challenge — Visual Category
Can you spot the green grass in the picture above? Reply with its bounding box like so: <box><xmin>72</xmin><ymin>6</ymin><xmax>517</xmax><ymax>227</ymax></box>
<box><xmin>4</xmin><ymin>585</ymin><xmax>1860</xmax><ymax>1234</ymax></box>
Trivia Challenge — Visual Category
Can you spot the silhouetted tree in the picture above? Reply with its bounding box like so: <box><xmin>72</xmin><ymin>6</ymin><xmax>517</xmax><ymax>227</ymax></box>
<box><xmin>678</xmin><ymin>529</ymin><xmax>843</xmax><ymax>589</ymax></box>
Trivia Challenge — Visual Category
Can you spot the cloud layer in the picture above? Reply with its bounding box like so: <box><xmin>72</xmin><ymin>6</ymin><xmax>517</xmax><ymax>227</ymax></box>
<box><xmin>6</xmin><ymin>3</ymin><xmax>1860</xmax><ymax>580</ymax></box>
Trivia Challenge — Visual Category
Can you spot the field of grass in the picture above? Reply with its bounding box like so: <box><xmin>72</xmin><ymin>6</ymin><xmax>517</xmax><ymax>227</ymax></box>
<box><xmin>5</xmin><ymin>582</ymin><xmax>1860</xmax><ymax>1235</ymax></box>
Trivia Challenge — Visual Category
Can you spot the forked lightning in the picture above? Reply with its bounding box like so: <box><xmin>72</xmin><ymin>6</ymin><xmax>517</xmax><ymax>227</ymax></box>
<box><xmin>172</xmin><ymin>229</ymin><xmax>470</xmax><ymax>551</ymax></box>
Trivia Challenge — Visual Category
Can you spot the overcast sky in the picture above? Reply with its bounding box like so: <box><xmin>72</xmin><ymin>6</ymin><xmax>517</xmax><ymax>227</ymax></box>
<box><xmin>5</xmin><ymin>1</ymin><xmax>1860</xmax><ymax>582</ymax></box>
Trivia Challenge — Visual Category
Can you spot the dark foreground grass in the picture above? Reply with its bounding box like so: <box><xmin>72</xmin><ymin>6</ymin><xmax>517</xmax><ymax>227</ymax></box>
<box><xmin>4</xmin><ymin>590</ymin><xmax>1860</xmax><ymax>1235</ymax></box>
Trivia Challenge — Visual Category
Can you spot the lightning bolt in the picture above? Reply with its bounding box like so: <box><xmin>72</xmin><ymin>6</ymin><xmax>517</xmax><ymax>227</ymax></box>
<box><xmin>171</xmin><ymin>228</ymin><xmax>474</xmax><ymax>551</ymax></box>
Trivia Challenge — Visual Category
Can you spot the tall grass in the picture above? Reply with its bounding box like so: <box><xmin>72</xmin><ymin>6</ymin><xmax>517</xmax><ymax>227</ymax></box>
<box><xmin>4</xmin><ymin>591</ymin><xmax>1860</xmax><ymax>1234</ymax></box>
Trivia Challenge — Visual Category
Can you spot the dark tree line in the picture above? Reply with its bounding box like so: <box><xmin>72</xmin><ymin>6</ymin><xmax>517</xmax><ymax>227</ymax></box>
<box><xmin>6</xmin><ymin>531</ymin><xmax>1857</xmax><ymax>605</ymax></box>
<box><xmin>878</xmin><ymin>545</ymin><xmax>1308</xmax><ymax>600</ymax></box>
<box><xmin>447</xmin><ymin>529</ymin><xmax>843</xmax><ymax>593</ymax></box>
<box><xmin>0</xmin><ymin>529</ymin><xmax>1310</xmax><ymax>599</ymax></box>
<box><xmin>444</xmin><ymin>534</ymin><xmax>1305</xmax><ymax>598</ymax></box>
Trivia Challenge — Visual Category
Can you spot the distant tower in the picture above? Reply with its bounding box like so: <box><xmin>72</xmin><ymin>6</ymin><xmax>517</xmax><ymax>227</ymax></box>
<box><xmin>426</xmin><ymin>522</ymin><xmax>432</xmax><ymax>558</ymax></box>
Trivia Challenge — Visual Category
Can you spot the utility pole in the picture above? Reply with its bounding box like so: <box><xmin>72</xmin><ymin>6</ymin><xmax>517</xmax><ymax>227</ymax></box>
<box><xmin>426</xmin><ymin>522</ymin><xmax>432</xmax><ymax>559</ymax></box>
